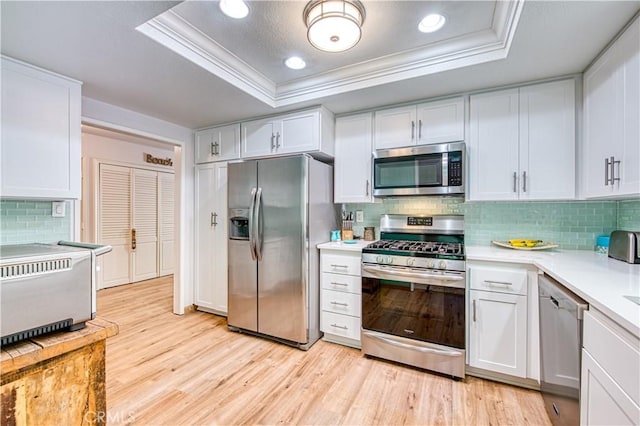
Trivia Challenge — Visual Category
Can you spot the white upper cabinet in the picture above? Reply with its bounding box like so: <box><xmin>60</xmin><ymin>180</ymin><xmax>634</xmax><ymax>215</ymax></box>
<box><xmin>374</xmin><ymin>97</ymin><xmax>464</xmax><ymax>150</ymax></box>
<box><xmin>334</xmin><ymin>113</ymin><xmax>373</xmax><ymax>203</ymax></box>
<box><xmin>469</xmin><ymin>79</ymin><xmax>576</xmax><ymax>201</ymax></box>
<box><xmin>195</xmin><ymin>123</ymin><xmax>240</xmax><ymax>164</ymax></box>
<box><xmin>241</xmin><ymin>107</ymin><xmax>334</xmax><ymax>159</ymax></box>
<box><xmin>583</xmin><ymin>17</ymin><xmax>639</xmax><ymax>199</ymax></box>
<box><xmin>1</xmin><ymin>56</ymin><xmax>81</xmax><ymax>199</ymax></box>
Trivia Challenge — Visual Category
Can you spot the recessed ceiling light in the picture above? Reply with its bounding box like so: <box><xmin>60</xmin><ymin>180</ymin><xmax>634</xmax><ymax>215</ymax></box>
<box><xmin>419</xmin><ymin>13</ymin><xmax>446</xmax><ymax>33</ymax></box>
<box><xmin>219</xmin><ymin>0</ymin><xmax>249</xmax><ymax>19</ymax></box>
<box><xmin>285</xmin><ymin>57</ymin><xmax>307</xmax><ymax>70</ymax></box>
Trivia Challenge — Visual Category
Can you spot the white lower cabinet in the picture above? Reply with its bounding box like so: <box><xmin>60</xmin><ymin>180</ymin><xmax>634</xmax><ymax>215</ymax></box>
<box><xmin>469</xmin><ymin>289</ymin><xmax>527</xmax><ymax>377</ymax></box>
<box><xmin>319</xmin><ymin>249</ymin><xmax>362</xmax><ymax>348</ymax></box>
<box><xmin>467</xmin><ymin>262</ymin><xmax>539</xmax><ymax>383</ymax></box>
<box><xmin>580</xmin><ymin>309</ymin><xmax>640</xmax><ymax>425</ymax></box>
<box><xmin>194</xmin><ymin>162</ymin><xmax>228</xmax><ymax>315</ymax></box>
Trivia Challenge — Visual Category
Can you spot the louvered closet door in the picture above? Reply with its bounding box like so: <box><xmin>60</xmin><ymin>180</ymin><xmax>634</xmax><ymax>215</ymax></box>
<box><xmin>158</xmin><ymin>172</ymin><xmax>175</xmax><ymax>276</ymax></box>
<box><xmin>132</xmin><ymin>168</ymin><xmax>158</xmax><ymax>282</ymax></box>
<box><xmin>98</xmin><ymin>164</ymin><xmax>131</xmax><ymax>288</ymax></box>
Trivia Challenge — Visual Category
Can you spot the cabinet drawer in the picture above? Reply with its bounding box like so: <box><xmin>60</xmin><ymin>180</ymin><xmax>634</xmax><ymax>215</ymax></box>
<box><xmin>321</xmin><ymin>253</ymin><xmax>361</xmax><ymax>275</ymax></box>
<box><xmin>469</xmin><ymin>265</ymin><xmax>527</xmax><ymax>295</ymax></box>
<box><xmin>321</xmin><ymin>272</ymin><xmax>361</xmax><ymax>294</ymax></box>
<box><xmin>322</xmin><ymin>289</ymin><xmax>361</xmax><ymax>317</ymax></box>
<box><xmin>321</xmin><ymin>311</ymin><xmax>361</xmax><ymax>341</ymax></box>
<box><xmin>583</xmin><ymin>309</ymin><xmax>640</xmax><ymax>407</ymax></box>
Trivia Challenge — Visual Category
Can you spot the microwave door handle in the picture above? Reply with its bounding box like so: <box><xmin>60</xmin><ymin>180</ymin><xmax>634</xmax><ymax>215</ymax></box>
<box><xmin>441</xmin><ymin>152</ymin><xmax>448</xmax><ymax>187</ymax></box>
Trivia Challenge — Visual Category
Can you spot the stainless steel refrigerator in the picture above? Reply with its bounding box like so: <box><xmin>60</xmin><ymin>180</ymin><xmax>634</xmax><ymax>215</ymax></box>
<box><xmin>227</xmin><ymin>155</ymin><xmax>336</xmax><ymax>350</ymax></box>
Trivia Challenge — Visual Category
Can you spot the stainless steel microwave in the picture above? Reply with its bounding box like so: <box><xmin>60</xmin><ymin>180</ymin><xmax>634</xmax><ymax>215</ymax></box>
<box><xmin>372</xmin><ymin>141</ymin><xmax>465</xmax><ymax>196</ymax></box>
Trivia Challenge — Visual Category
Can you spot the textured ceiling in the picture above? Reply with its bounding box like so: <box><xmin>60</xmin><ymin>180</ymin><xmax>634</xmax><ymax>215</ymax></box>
<box><xmin>1</xmin><ymin>1</ymin><xmax>639</xmax><ymax>129</ymax></box>
<box><xmin>171</xmin><ymin>1</ymin><xmax>496</xmax><ymax>84</ymax></box>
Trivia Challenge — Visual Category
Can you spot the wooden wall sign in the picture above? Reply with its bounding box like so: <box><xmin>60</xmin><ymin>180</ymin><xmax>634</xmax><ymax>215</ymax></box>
<box><xmin>144</xmin><ymin>153</ymin><xmax>173</xmax><ymax>167</ymax></box>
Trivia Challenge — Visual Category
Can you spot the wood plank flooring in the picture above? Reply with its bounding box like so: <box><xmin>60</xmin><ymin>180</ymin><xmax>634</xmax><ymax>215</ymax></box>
<box><xmin>98</xmin><ymin>276</ymin><xmax>551</xmax><ymax>425</ymax></box>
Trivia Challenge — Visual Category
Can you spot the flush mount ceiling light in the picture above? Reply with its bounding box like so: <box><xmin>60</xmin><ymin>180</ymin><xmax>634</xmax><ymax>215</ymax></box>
<box><xmin>285</xmin><ymin>56</ymin><xmax>307</xmax><ymax>70</ymax></box>
<box><xmin>419</xmin><ymin>13</ymin><xmax>446</xmax><ymax>33</ymax></box>
<box><xmin>303</xmin><ymin>0</ymin><xmax>366</xmax><ymax>53</ymax></box>
<box><xmin>219</xmin><ymin>0</ymin><xmax>249</xmax><ymax>19</ymax></box>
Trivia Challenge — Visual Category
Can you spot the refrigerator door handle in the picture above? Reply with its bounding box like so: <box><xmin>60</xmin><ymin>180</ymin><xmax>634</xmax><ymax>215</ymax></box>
<box><xmin>255</xmin><ymin>187</ymin><xmax>263</xmax><ymax>261</ymax></box>
<box><xmin>248</xmin><ymin>187</ymin><xmax>257</xmax><ymax>261</ymax></box>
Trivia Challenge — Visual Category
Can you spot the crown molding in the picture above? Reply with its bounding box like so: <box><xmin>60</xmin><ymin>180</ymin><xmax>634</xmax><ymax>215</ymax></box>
<box><xmin>137</xmin><ymin>0</ymin><xmax>524</xmax><ymax>108</ymax></box>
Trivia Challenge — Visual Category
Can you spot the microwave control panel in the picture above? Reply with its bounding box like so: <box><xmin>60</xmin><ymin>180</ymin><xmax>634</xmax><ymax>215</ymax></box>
<box><xmin>448</xmin><ymin>151</ymin><xmax>463</xmax><ymax>186</ymax></box>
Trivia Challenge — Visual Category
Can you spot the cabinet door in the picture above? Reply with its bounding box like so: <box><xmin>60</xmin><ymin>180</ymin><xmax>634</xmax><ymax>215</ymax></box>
<box><xmin>617</xmin><ymin>18</ymin><xmax>640</xmax><ymax>197</ymax></box>
<box><xmin>468</xmin><ymin>89</ymin><xmax>520</xmax><ymax>200</ymax></box>
<box><xmin>242</xmin><ymin>120</ymin><xmax>275</xmax><ymax>159</ymax></box>
<box><xmin>581</xmin><ymin>350</ymin><xmax>640</xmax><ymax>425</ymax></box>
<box><xmin>469</xmin><ymin>289</ymin><xmax>527</xmax><ymax>378</ymax></box>
<box><xmin>374</xmin><ymin>105</ymin><xmax>417</xmax><ymax>150</ymax></box>
<box><xmin>519</xmin><ymin>80</ymin><xmax>576</xmax><ymax>200</ymax></box>
<box><xmin>278</xmin><ymin>111</ymin><xmax>320</xmax><ymax>155</ymax></box>
<box><xmin>334</xmin><ymin>113</ymin><xmax>373</xmax><ymax>203</ymax></box>
<box><xmin>416</xmin><ymin>97</ymin><xmax>465</xmax><ymax>144</ymax></box>
<box><xmin>195</xmin><ymin>124</ymin><xmax>240</xmax><ymax>163</ymax></box>
<box><xmin>194</xmin><ymin>163</ymin><xmax>228</xmax><ymax>314</ymax></box>
<box><xmin>1</xmin><ymin>58</ymin><xmax>81</xmax><ymax>199</ymax></box>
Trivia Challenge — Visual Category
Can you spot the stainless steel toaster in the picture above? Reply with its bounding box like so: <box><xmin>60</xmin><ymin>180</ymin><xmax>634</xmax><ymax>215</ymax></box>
<box><xmin>608</xmin><ymin>231</ymin><xmax>640</xmax><ymax>264</ymax></box>
<box><xmin>0</xmin><ymin>241</ymin><xmax>111</xmax><ymax>345</ymax></box>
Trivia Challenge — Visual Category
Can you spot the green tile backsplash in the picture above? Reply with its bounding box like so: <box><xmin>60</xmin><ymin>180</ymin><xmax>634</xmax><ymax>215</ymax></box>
<box><xmin>1</xmin><ymin>200</ymin><xmax>72</xmax><ymax>245</ymax></box>
<box><xmin>344</xmin><ymin>198</ymin><xmax>634</xmax><ymax>251</ymax></box>
<box><xmin>617</xmin><ymin>200</ymin><xmax>640</xmax><ymax>231</ymax></box>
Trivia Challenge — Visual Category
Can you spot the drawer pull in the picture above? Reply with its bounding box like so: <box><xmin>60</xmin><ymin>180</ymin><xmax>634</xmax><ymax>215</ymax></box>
<box><xmin>330</xmin><ymin>323</ymin><xmax>348</xmax><ymax>330</ymax></box>
<box><xmin>483</xmin><ymin>280</ymin><xmax>513</xmax><ymax>286</ymax></box>
<box><xmin>330</xmin><ymin>282</ymin><xmax>348</xmax><ymax>287</ymax></box>
<box><xmin>330</xmin><ymin>301</ymin><xmax>348</xmax><ymax>307</ymax></box>
<box><xmin>330</xmin><ymin>264</ymin><xmax>349</xmax><ymax>269</ymax></box>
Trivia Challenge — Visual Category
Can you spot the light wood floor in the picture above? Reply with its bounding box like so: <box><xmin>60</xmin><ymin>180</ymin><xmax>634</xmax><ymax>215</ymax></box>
<box><xmin>98</xmin><ymin>276</ymin><xmax>551</xmax><ymax>425</ymax></box>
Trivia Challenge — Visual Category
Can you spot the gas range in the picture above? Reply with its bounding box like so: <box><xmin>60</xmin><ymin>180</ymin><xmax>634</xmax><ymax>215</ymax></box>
<box><xmin>360</xmin><ymin>214</ymin><xmax>467</xmax><ymax>379</ymax></box>
<box><xmin>362</xmin><ymin>214</ymin><xmax>465</xmax><ymax>272</ymax></box>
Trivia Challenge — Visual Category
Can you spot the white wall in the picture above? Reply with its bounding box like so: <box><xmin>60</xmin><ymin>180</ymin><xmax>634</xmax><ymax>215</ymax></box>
<box><xmin>81</xmin><ymin>97</ymin><xmax>194</xmax><ymax>314</ymax></box>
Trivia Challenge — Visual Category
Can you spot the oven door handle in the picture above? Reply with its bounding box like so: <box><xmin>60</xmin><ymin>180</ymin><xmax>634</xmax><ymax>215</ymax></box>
<box><xmin>361</xmin><ymin>265</ymin><xmax>465</xmax><ymax>289</ymax></box>
<box><xmin>367</xmin><ymin>332</ymin><xmax>463</xmax><ymax>357</ymax></box>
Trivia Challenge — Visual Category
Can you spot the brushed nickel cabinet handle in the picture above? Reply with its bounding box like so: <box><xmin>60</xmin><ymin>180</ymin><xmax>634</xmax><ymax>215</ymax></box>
<box><xmin>330</xmin><ymin>323</ymin><xmax>348</xmax><ymax>330</ymax></box>
<box><xmin>366</xmin><ymin>179</ymin><xmax>370</xmax><ymax>196</ymax></box>
<box><xmin>418</xmin><ymin>119</ymin><xmax>422</xmax><ymax>140</ymax></box>
<box><xmin>330</xmin><ymin>301</ymin><xmax>349</xmax><ymax>307</ymax></box>
<box><xmin>473</xmin><ymin>299</ymin><xmax>476</xmax><ymax>322</ymax></box>
<box><xmin>270</xmin><ymin>134</ymin><xmax>275</xmax><ymax>151</ymax></box>
<box><xmin>411</xmin><ymin>121</ymin><xmax>415</xmax><ymax>140</ymax></box>
<box><xmin>522</xmin><ymin>171</ymin><xmax>527</xmax><ymax>192</ymax></box>
<box><xmin>330</xmin><ymin>282</ymin><xmax>348</xmax><ymax>287</ymax></box>
<box><xmin>275</xmin><ymin>132</ymin><xmax>281</xmax><ymax>149</ymax></box>
<box><xmin>483</xmin><ymin>280</ymin><xmax>513</xmax><ymax>286</ymax></box>
<box><xmin>211</xmin><ymin>212</ymin><xmax>218</xmax><ymax>228</ymax></box>
<box><xmin>513</xmin><ymin>172</ymin><xmax>517</xmax><ymax>193</ymax></box>
<box><xmin>611</xmin><ymin>156</ymin><xmax>621</xmax><ymax>184</ymax></box>
<box><xmin>330</xmin><ymin>264</ymin><xmax>349</xmax><ymax>269</ymax></box>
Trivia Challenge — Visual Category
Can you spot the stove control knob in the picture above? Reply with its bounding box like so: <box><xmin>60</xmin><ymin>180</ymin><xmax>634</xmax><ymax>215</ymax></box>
<box><xmin>376</xmin><ymin>255</ymin><xmax>384</xmax><ymax>263</ymax></box>
<box><xmin>406</xmin><ymin>258</ymin><xmax>415</xmax><ymax>266</ymax></box>
<box><xmin>386</xmin><ymin>256</ymin><xmax>394</xmax><ymax>264</ymax></box>
<box><xmin>438</xmin><ymin>260</ymin><xmax>447</xmax><ymax>269</ymax></box>
<box><xmin>427</xmin><ymin>260</ymin><xmax>435</xmax><ymax>269</ymax></box>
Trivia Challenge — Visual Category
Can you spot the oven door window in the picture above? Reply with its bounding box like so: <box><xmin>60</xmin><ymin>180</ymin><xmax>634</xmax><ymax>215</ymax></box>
<box><xmin>374</xmin><ymin>154</ymin><xmax>442</xmax><ymax>189</ymax></box>
<box><xmin>362</xmin><ymin>277</ymin><xmax>465</xmax><ymax>349</ymax></box>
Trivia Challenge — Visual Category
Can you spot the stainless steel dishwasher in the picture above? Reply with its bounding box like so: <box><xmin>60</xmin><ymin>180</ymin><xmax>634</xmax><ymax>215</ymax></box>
<box><xmin>539</xmin><ymin>274</ymin><xmax>588</xmax><ymax>426</ymax></box>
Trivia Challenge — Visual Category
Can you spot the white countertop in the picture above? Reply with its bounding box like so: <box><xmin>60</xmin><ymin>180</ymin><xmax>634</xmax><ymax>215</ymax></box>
<box><xmin>317</xmin><ymin>240</ymin><xmax>373</xmax><ymax>252</ymax></box>
<box><xmin>467</xmin><ymin>246</ymin><xmax>640</xmax><ymax>338</ymax></box>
